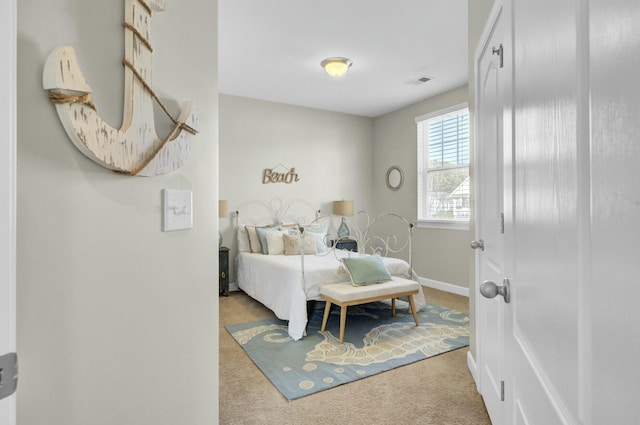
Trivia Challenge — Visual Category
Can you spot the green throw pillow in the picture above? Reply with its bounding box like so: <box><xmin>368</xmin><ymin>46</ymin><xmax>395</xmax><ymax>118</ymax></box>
<box><xmin>341</xmin><ymin>256</ymin><xmax>392</xmax><ymax>286</ymax></box>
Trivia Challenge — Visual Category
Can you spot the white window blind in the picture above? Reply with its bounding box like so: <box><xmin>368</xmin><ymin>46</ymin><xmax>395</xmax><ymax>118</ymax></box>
<box><xmin>417</xmin><ymin>105</ymin><xmax>470</xmax><ymax>225</ymax></box>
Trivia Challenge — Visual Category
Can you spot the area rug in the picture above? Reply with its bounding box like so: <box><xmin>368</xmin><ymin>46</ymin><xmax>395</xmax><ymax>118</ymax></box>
<box><xmin>225</xmin><ymin>300</ymin><xmax>469</xmax><ymax>400</ymax></box>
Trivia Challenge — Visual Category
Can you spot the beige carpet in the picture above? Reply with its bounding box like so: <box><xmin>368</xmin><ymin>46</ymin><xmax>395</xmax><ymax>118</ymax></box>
<box><xmin>219</xmin><ymin>287</ymin><xmax>491</xmax><ymax>425</ymax></box>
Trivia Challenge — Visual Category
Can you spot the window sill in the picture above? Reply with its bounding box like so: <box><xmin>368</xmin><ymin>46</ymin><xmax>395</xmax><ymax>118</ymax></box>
<box><xmin>414</xmin><ymin>220</ymin><xmax>469</xmax><ymax>231</ymax></box>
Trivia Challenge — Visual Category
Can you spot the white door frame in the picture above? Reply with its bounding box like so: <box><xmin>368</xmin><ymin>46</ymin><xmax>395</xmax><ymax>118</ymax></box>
<box><xmin>473</xmin><ymin>0</ymin><xmax>508</xmax><ymax>392</ymax></box>
<box><xmin>0</xmin><ymin>0</ymin><xmax>17</xmax><ymax>423</ymax></box>
<box><xmin>473</xmin><ymin>1</ymin><xmax>512</xmax><ymax>423</ymax></box>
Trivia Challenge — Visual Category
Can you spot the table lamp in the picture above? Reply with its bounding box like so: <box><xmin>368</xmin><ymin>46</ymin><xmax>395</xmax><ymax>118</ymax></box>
<box><xmin>219</xmin><ymin>200</ymin><xmax>228</xmax><ymax>247</ymax></box>
<box><xmin>333</xmin><ymin>200</ymin><xmax>354</xmax><ymax>238</ymax></box>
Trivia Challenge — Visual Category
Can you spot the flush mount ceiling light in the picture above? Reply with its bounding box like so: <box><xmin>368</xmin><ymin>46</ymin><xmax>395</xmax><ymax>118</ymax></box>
<box><xmin>321</xmin><ymin>57</ymin><xmax>353</xmax><ymax>78</ymax></box>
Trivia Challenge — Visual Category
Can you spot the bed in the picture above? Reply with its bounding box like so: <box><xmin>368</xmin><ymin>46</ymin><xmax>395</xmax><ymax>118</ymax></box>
<box><xmin>234</xmin><ymin>199</ymin><xmax>426</xmax><ymax>340</ymax></box>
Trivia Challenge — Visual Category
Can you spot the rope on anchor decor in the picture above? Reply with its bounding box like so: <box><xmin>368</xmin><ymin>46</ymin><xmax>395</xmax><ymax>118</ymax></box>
<box><xmin>123</xmin><ymin>22</ymin><xmax>154</xmax><ymax>52</ymax></box>
<box><xmin>121</xmin><ymin>59</ymin><xmax>198</xmax><ymax>136</ymax></box>
<box><xmin>117</xmin><ymin>119</ymin><xmax>184</xmax><ymax>176</ymax></box>
<box><xmin>48</xmin><ymin>91</ymin><xmax>97</xmax><ymax>111</ymax></box>
<box><xmin>121</xmin><ymin>8</ymin><xmax>197</xmax><ymax>137</ymax></box>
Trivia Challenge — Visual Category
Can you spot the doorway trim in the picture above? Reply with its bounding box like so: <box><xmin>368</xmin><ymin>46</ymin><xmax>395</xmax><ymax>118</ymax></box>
<box><xmin>0</xmin><ymin>0</ymin><xmax>17</xmax><ymax>423</ymax></box>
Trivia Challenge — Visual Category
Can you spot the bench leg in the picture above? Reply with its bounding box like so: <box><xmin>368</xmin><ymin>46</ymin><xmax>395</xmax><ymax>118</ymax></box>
<box><xmin>339</xmin><ymin>305</ymin><xmax>347</xmax><ymax>343</ymax></box>
<box><xmin>321</xmin><ymin>301</ymin><xmax>332</xmax><ymax>332</ymax></box>
<box><xmin>391</xmin><ymin>298</ymin><xmax>396</xmax><ymax>317</ymax></box>
<box><xmin>408</xmin><ymin>295</ymin><xmax>419</xmax><ymax>326</ymax></box>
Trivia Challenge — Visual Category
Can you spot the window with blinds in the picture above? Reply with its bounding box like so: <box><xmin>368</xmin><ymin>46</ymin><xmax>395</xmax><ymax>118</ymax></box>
<box><xmin>416</xmin><ymin>104</ymin><xmax>470</xmax><ymax>226</ymax></box>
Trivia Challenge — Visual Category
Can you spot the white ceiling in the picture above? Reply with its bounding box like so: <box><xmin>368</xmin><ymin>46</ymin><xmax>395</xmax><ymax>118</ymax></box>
<box><xmin>218</xmin><ymin>0</ymin><xmax>468</xmax><ymax>118</ymax></box>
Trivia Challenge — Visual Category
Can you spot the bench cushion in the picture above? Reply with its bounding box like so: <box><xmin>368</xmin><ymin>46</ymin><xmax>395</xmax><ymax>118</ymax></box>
<box><xmin>320</xmin><ymin>276</ymin><xmax>420</xmax><ymax>303</ymax></box>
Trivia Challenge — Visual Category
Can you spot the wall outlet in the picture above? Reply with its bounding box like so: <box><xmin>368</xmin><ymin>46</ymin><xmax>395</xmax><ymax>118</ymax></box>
<box><xmin>163</xmin><ymin>189</ymin><xmax>193</xmax><ymax>231</ymax></box>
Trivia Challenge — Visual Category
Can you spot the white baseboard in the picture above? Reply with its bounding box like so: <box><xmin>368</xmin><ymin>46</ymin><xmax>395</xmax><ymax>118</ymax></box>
<box><xmin>418</xmin><ymin>277</ymin><xmax>469</xmax><ymax>297</ymax></box>
<box><xmin>467</xmin><ymin>351</ymin><xmax>481</xmax><ymax>393</ymax></box>
<box><xmin>229</xmin><ymin>282</ymin><xmax>239</xmax><ymax>292</ymax></box>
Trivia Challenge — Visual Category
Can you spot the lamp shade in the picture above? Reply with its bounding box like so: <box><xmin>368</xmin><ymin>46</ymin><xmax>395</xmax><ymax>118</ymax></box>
<box><xmin>218</xmin><ymin>200</ymin><xmax>228</xmax><ymax>218</ymax></box>
<box><xmin>321</xmin><ymin>57</ymin><xmax>352</xmax><ymax>78</ymax></box>
<box><xmin>333</xmin><ymin>200</ymin><xmax>354</xmax><ymax>216</ymax></box>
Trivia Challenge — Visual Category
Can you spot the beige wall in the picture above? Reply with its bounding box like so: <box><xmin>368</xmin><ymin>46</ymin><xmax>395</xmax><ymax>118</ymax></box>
<box><xmin>221</xmin><ymin>90</ymin><xmax>478</xmax><ymax>289</ymax></box>
<box><xmin>219</xmin><ymin>94</ymin><xmax>375</xmax><ymax>280</ymax></box>
<box><xmin>373</xmin><ymin>85</ymin><xmax>471</xmax><ymax>288</ymax></box>
<box><xmin>17</xmin><ymin>1</ymin><xmax>219</xmax><ymax>424</ymax></box>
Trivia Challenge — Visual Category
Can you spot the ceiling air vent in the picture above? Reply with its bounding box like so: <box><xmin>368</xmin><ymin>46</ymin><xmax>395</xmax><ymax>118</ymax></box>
<box><xmin>406</xmin><ymin>76</ymin><xmax>433</xmax><ymax>86</ymax></box>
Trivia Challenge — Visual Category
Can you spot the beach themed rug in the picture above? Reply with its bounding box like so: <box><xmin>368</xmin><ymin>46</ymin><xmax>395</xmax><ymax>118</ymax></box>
<box><xmin>225</xmin><ymin>301</ymin><xmax>469</xmax><ymax>400</ymax></box>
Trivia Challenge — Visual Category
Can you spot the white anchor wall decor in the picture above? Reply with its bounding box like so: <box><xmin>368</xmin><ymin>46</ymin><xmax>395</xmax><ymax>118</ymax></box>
<box><xmin>42</xmin><ymin>0</ymin><xmax>198</xmax><ymax>176</ymax></box>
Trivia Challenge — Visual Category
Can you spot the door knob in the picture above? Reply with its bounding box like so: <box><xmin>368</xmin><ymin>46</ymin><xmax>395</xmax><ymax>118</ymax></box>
<box><xmin>480</xmin><ymin>279</ymin><xmax>511</xmax><ymax>303</ymax></box>
<box><xmin>470</xmin><ymin>239</ymin><xmax>485</xmax><ymax>251</ymax></box>
<box><xmin>0</xmin><ymin>352</ymin><xmax>18</xmax><ymax>400</ymax></box>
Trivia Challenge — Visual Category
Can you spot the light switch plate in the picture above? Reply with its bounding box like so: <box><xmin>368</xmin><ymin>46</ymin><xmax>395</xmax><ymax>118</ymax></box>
<box><xmin>163</xmin><ymin>189</ymin><xmax>193</xmax><ymax>231</ymax></box>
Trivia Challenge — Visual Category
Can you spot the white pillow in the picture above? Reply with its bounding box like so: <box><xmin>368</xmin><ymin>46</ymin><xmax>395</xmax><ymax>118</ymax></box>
<box><xmin>308</xmin><ymin>232</ymin><xmax>328</xmax><ymax>253</ymax></box>
<box><xmin>237</xmin><ymin>226</ymin><xmax>251</xmax><ymax>253</ymax></box>
<box><xmin>303</xmin><ymin>224</ymin><xmax>328</xmax><ymax>253</ymax></box>
<box><xmin>265</xmin><ymin>231</ymin><xmax>285</xmax><ymax>255</ymax></box>
<box><xmin>304</xmin><ymin>224</ymin><xmax>328</xmax><ymax>235</ymax></box>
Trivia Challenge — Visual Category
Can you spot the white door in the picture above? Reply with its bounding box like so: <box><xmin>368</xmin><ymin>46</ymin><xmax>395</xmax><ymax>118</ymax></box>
<box><xmin>477</xmin><ymin>0</ymin><xmax>581</xmax><ymax>423</ymax></box>
<box><xmin>508</xmin><ymin>0</ymin><xmax>582</xmax><ymax>422</ymax></box>
<box><xmin>477</xmin><ymin>0</ymin><xmax>640</xmax><ymax>423</ymax></box>
<box><xmin>0</xmin><ymin>0</ymin><xmax>17</xmax><ymax>423</ymax></box>
<box><xmin>474</xmin><ymin>2</ymin><xmax>510</xmax><ymax>423</ymax></box>
<box><xmin>589</xmin><ymin>0</ymin><xmax>640</xmax><ymax>422</ymax></box>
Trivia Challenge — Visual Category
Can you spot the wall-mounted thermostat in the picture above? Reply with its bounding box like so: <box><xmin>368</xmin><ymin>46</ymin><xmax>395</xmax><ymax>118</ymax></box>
<box><xmin>163</xmin><ymin>189</ymin><xmax>193</xmax><ymax>232</ymax></box>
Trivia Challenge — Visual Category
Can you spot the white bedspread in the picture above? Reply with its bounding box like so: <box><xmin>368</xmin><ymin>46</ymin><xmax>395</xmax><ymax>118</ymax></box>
<box><xmin>236</xmin><ymin>250</ymin><xmax>426</xmax><ymax>340</ymax></box>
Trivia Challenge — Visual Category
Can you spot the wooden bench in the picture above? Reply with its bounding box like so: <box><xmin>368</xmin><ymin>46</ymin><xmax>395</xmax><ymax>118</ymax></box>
<box><xmin>319</xmin><ymin>276</ymin><xmax>421</xmax><ymax>343</ymax></box>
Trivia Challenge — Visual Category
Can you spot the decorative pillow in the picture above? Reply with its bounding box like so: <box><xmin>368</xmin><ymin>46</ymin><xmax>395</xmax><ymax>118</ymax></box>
<box><xmin>283</xmin><ymin>233</ymin><xmax>318</xmax><ymax>255</ymax></box>
<box><xmin>256</xmin><ymin>225</ymin><xmax>281</xmax><ymax>255</ymax></box>
<box><xmin>237</xmin><ymin>226</ymin><xmax>251</xmax><ymax>253</ymax></box>
<box><xmin>280</xmin><ymin>224</ymin><xmax>302</xmax><ymax>245</ymax></box>
<box><xmin>307</xmin><ymin>232</ymin><xmax>328</xmax><ymax>254</ymax></box>
<box><xmin>245</xmin><ymin>226</ymin><xmax>262</xmax><ymax>253</ymax></box>
<box><xmin>265</xmin><ymin>230</ymin><xmax>285</xmax><ymax>255</ymax></box>
<box><xmin>302</xmin><ymin>224</ymin><xmax>329</xmax><ymax>253</ymax></box>
<box><xmin>341</xmin><ymin>256</ymin><xmax>392</xmax><ymax>286</ymax></box>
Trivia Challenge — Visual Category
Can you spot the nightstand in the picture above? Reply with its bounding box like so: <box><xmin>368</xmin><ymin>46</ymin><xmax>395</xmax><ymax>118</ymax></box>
<box><xmin>219</xmin><ymin>247</ymin><xmax>229</xmax><ymax>296</ymax></box>
<box><xmin>334</xmin><ymin>239</ymin><xmax>357</xmax><ymax>252</ymax></box>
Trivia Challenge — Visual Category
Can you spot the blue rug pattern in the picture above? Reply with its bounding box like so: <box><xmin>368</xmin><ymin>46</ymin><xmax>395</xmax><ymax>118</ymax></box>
<box><xmin>225</xmin><ymin>301</ymin><xmax>469</xmax><ymax>400</ymax></box>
